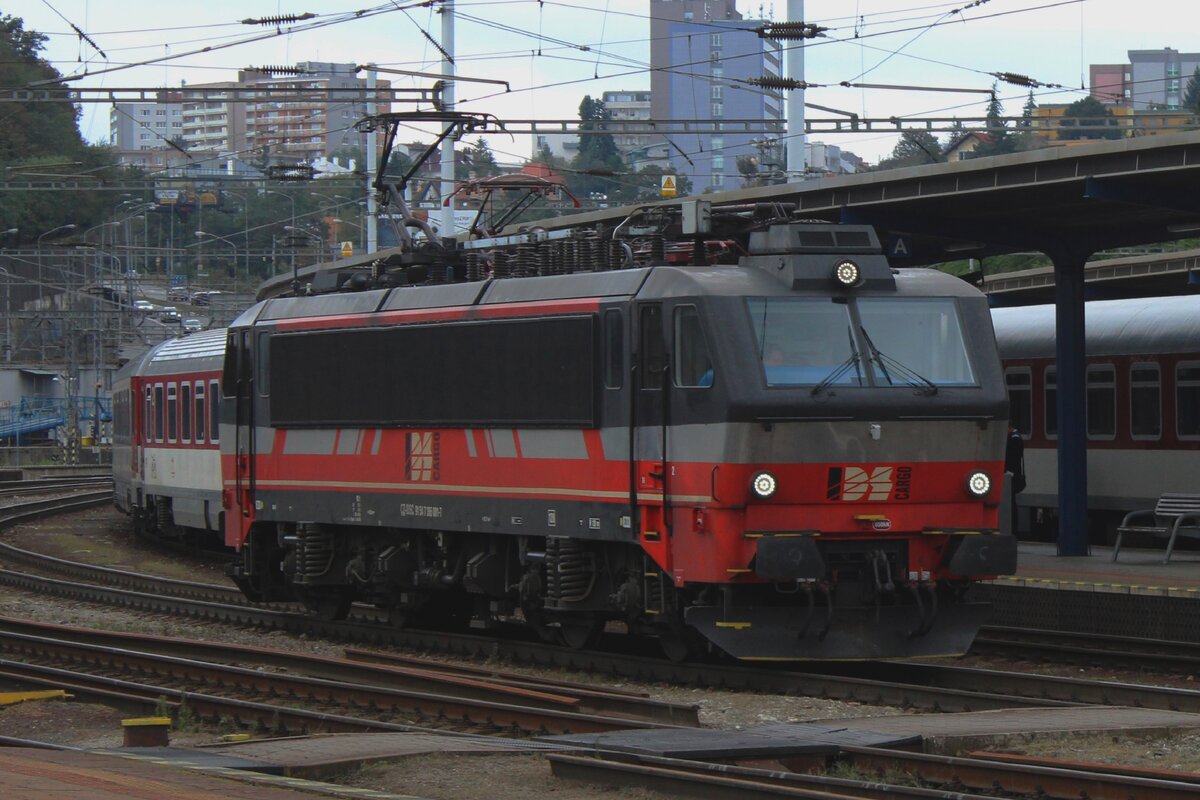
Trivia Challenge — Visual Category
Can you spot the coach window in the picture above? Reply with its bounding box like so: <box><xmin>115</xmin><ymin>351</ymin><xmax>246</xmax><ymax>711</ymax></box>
<box><xmin>1086</xmin><ymin>365</ymin><xmax>1116</xmax><ymax>440</ymax></box>
<box><xmin>1044</xmin><ymin>368</ymin><xmax>1057</xmax><ymax>439</ymax></box>
<box><xmin>1130</xmin><ymin>363</ymin><xmax>1161</xmax><ymax>440</ymax></box>
<box><xmin>1005</xmin><ymin>368</ymin><xmax>1032</xmax><ymax>436</ymax></box>
<box><xmin>181</xmin><ymin>383</ymin><xmax>192</xmax><ymax>444</ymax></box>
<box><xmin>144</xmin><ymin>387</ymin><xmax>152</xmax><ymax>441</ymax></box>
<box><xmin>194</xmin><ymin>381</ymin><xmax>206</xmax><ymax>443</ymax></box>
<box><xmin>603</xmin><ymin>310</ymin><xmax>623</xmax><ymax>389</ymax></box>
<box><xmin>153</xmin><ymin>384</ymin><xmax>164</xmax><ymax>442</ymax></box>
<box><xmin>673</xmin><ymin>306</ymin><xmax>713</xmax><ymax>388</ymax></box>
<box><xmin>209</xmin><ymin>380</ymin><xmax>220</xmax><ymax>443</ymax></box>
<box><xmin>1177</xmin><ymin>362</ymin><xmax>1200</xmax><ymax>440</ymax></box>
<box><xmin>167</xmin><ymin>383</ymin><xmax>178</xmax><ymax>443</ymax></box>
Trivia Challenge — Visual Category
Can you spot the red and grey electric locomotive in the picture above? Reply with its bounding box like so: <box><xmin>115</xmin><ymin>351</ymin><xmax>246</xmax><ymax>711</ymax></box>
<box><xmin>217</xmin><ymin>217</ymin><xmax>1015</xmax><ymax>661</ymax></box>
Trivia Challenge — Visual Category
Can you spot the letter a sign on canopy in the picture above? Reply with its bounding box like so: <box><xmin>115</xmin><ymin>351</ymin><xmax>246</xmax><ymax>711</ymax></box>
<box><xmin>661</xmin><ymin>174</ymin><xmax>677</xmax><ymax>198</ymax></box>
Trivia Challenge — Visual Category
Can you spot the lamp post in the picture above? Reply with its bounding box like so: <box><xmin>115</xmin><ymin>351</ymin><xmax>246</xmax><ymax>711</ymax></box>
<box><xmin>194</xmin><ymin>230</ymin><xmax>239</xmax><ymax>286</ymax></box>
<box><xmin>221</xmin><ymin>189</ymin><xmax>252</xmax><ymax>277</ymax></box>
<box><xmin>265</xmin><ymin>190</ymin><xmax>296</xmax><ymax>276</ymax></box>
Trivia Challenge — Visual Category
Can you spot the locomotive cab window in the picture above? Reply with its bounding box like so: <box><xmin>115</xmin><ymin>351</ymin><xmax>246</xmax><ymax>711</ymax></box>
<box><xmin>1177</xmin><ymin>362</ymin><xmax>1200</xmax><ymax>440</ymax></box>
<box><xmin>1005</xmin><ymin>368</ymin><xmax>1032</xmax><ymax>436</ymax></box>
<box><xmin>747</xmin><ymin>297</ymin><xmax>857</xmax><ymax>386</ymax></box>
<box><xmin>1086</xmin><ymin>365</ymin><xmax>1115</xmax><ymax>440</ymax></box>
<box><xmin>640</xmin><ymin>305</ymin><xmax>666</xmax><ymax>390</ymax></box>
<box><xmin>1130</xmin><ymin>363</ymin><xmax>1161</xmax><ymax>440</ymax></box>
<box><xmin>673</xmin><ymin>306</ymin><xmax>713</xmax><ymax>388</ymax></box>
<box><xmin>603</xmin><ymin>310</ymin><xmax>623</xmax><ymax>389</ymax></box>
<box><xmin>856</xmin><ymin>298</ymin><xmax>975</xmax><ymax>386</ymax></box>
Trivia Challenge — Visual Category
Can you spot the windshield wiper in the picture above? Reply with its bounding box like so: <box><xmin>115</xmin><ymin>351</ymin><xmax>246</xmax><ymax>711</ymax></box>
<box><xmin>811</xmin><ymin>327</ymin><xmax>863</xmax><ymax>396</ymax></box>
<box><xmin>858</xmin><ymin>325</ymin><xmax>938</xmax><ymax>395</ymax></box>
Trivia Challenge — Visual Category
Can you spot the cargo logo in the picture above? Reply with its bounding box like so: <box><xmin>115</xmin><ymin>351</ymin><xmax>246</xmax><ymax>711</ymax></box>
<box><xmin>406</xmin><ymin>432</ymin><xmax>441</xmax><ymax>482</ymax></box>
<box><xmin>827</xmin><ymin>466</ymin><xmax>912</xmax><ymax>501</ymax></box>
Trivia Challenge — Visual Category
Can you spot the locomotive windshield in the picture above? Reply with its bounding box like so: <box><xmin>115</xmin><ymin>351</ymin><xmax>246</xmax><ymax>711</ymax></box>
<box><xmin>748</xmin><ymin>296</ymin><xmax>976</xmax><ymax>388</ymax></box>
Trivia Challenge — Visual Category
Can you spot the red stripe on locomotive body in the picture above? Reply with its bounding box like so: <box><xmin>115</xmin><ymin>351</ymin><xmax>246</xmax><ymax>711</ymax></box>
<box><xmin>271</xmin><ymin>298</ymin><xmax>604</xmax><ymax>333</ymax></box>
<box><xmin>232</xmin><ymin>421</ymin><xmax>1000</xmax><ymax>584</ymax></box>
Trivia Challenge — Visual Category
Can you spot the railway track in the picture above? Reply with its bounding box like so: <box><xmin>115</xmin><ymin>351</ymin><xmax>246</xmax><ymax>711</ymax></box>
<box><xmin>975</xmin><ymin>625</ymin><xmax>1200</xmax><ymax>673</ymax></box>
<box><xmin>0</xmin><ymin>476</ymin><xmax>113</xmax><ymax>500</ymax></box>
<box><xmin>0</xmin><ymin>622</ymin><xmax>683</xmax><ymax>736</ymax></box>
<box><xmin>6</xmin><ymin>494</ymin><xmax>1200</xmax><ymax>719</ymax></box>
<box><xmin>548</xmin><ymin>746</ymin><xmax>1200</xmax><ymax>800</ymax></box>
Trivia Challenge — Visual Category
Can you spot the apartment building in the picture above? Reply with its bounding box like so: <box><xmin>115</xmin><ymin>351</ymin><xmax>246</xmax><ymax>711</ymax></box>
<box><xmin>649</xmin><ymin>0</ymin><xmax>783</xmax><ymax>193</ymax></box>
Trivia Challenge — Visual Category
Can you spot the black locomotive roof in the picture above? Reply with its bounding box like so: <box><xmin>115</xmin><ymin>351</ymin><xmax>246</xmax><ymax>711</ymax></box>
<box><xmin>237</xmin><ymin>260</ymin><xmax>982</xmax><ymax>327</ymax></box>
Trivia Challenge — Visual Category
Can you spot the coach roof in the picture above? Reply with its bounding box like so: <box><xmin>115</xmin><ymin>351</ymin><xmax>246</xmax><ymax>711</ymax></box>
<box><xmin>993</xmin><ymin>295</ymin><xmax>1200</xmax><ymax>359</ymax></box>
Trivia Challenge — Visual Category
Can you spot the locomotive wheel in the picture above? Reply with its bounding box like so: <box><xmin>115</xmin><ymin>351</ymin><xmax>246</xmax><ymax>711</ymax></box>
<box><xmin>387</xmin><ymin>607</ymin><xmax>410</xmax><ymax>629</ymax></box>
<box><xmin>301</xmin><ymin>590</ymin><xmax>353</xmax><ymax>621</ymax></box>
<box><xmin>559</xmin><ymin>620</ymin><xmax>603</xmax><ymax>650</ymax></box>
<box><xmin>658</xmin><ymin>625</ymin><xmax>705</xmax><ymax>663</ymax></box>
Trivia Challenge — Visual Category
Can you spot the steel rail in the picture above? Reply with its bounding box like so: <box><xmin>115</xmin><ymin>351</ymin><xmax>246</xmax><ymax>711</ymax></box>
<box><xmin>0</xmin><ymin>616</ymin><xmax>696</xmax><ymax>727</ymax></box>
<box><xmin>0</xmin><ymin>629</ymin><xmax>658</xmax><ymax>736</ymax></box>
<box><xmin>547</xmin><ymin>752</ymin><xmax>997</xmax><ymax>800</ymax></box>
<box><xmin>842</xmin><ymin>745</ymin><xmax>1200</xmax><ymax>800</ymax></box>
<box><xmin>0</xmin><ymin>565</ymin><xmax>1079</xmax><ymax>714</ymax></box>
<box><xmin>975</xmin><ymin>625</ymin><xmax>1200</xmax><ymax>672</ymax></box>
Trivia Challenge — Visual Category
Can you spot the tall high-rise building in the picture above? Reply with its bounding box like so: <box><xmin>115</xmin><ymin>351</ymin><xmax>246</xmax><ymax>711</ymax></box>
<box><xmin>650</xmin><ymin>0</ymin><xmax>783</xmax><ymax>193</ymax></box>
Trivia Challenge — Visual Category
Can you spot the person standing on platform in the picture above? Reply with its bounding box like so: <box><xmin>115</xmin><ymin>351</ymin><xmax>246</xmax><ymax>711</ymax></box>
<box><xmin>1005</xmin><ymin>425</ymin><xmax>1026</xmax><ymax>535</ymax></box>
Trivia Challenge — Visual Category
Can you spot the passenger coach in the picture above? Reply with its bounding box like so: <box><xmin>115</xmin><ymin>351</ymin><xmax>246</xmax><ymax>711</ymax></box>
<box><xmin>994</xmin><ymin>295</ymin><xmax>1200</xmax><ymax>538</ymax></box>
<box><xmin>112</xmin><ymin>330</ymin><xmax>225</xmax><ymax>543</ymax></box>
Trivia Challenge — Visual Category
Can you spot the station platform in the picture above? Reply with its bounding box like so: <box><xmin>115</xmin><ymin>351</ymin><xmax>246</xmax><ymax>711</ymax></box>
<box><xmin>981</xmin><ymin>541</ymin><xmax>1200</xmax><ymax>640</ymax></box>
<box><xmin>1003</xmin><ymin>540</ymin><xmax>1200</xmax><ymax>595</ymax></box>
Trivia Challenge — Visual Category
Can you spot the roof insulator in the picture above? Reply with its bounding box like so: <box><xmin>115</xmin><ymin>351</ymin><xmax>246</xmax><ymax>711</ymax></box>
<box><xmin>746</xmin><ymin>76</ymin><xmax>814</xmax><ymax>91</ymax></box>
<box><xmin>755</xmin><ymin>21</ymin><xmax>827</xmax><ymax>40</ymax></box>
<box><xmin>241</xmin><ymin>13</ymin><xmax>317</xmax><ymax>25</ymax></box>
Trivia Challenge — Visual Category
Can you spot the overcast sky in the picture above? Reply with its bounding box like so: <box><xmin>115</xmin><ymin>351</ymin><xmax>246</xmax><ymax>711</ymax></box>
<box><xmin>14</xmin><ymin>0</ymin><xmax>1192</xmax><ymax>164</ymax></box>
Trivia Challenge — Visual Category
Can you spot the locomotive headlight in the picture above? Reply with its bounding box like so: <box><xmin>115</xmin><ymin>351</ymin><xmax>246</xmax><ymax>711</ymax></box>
<box><xmin>833</xmin><ymin>259</ymin><xmax>862</xmax><ymax>287</ymax></box>
<box><xmin>966</xmin><ymin>471</ymin><xmax>991</xmax><ymax>497</ymax></box>
<box><xmin>751</xmin><ymin>472</ymin><xmax>778</xmax><ymax>498</ymax></box>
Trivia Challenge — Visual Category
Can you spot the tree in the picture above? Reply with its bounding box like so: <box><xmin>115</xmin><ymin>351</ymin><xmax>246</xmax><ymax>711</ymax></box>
<box><xmin>0</xmin><ymin>15</ymin><xmax>85</xmax><ymax>163</ymax></box>
<box><xmin>874</xmin><ymin>130</ymin><xmax>944</xmax><ymax>170</ymax></box>
<box><xmin>970</xmin><ymin>86</ymin><xmax>1019</xmax><ymax>158</ymax></box>
<box><xmin>1058</xmin><ymin>95</ymin><xmax>1123</xmax><ymax>140</ymax></box>
<box><xmin>464</xmin><ymin>137</ymin><xmax>500</xmax><ymax>178</ymax></box>
<box><xmin>1183</xmin><ymin>67</ymin><xmax>1200</xmax><ymax>115</ymax></box>
<box><xmin>0</xmin><ymin>14</ymin><xmax>121</xmax><ymax>244</ymax></box>
<box><xmin>570</xmin><ymin>95</ymin><xmax>624</xmax><ymax>198</ymax></box>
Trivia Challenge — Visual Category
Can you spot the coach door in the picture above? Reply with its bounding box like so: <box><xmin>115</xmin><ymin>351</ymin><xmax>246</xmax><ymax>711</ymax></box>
<box><xmin>634</xmin><ymin>303</ymin><xmax>671</xmax><ymax>535</ymax></box>
<box><xmin>224</xmin><ymin>329</ymin><xmax>256</xmax><ymax>544</ymax></box>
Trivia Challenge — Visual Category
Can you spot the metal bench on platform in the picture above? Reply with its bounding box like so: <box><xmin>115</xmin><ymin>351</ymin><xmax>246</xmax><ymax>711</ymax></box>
<box><xmin>1112</xmin><ymin>493</ymin><xmax>1200</xmax><ymax>563</ymax></box>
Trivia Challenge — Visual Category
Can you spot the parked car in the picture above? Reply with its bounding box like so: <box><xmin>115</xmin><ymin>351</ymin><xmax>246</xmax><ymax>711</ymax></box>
<box><xmin>181</xmin><ymin>318</ymin><xmax>203</xmax><ymax>333</ymax></box>
<box><xmin>167</xmin><ymin>286</ymin><xmax>191</xmax><ymax>302</ymax></box>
